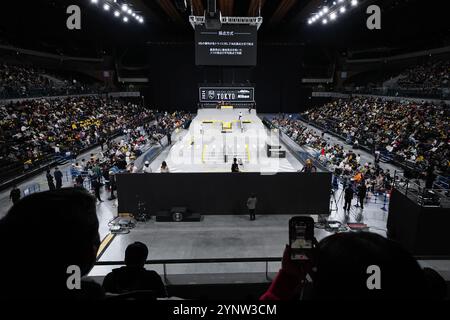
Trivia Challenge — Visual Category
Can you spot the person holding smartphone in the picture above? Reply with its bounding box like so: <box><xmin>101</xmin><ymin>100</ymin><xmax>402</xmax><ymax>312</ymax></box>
<box><xmin>260</xmin><ymin>230</ymin><xmax>431</xmax><ymax>300</ymax></box>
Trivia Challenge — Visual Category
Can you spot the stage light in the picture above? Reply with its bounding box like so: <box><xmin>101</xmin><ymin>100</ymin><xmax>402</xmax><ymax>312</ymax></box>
<box><xmin>338</xmin><ymin>0</ymin><xmax>344</xmax><ymax>2</ymax></box>
<box><xmin>330</xmin><ymin>12</ymin><xmax>337</xmax><ymax>20</ymax></box>
<box><xmin>91</xmin><ymin>0</ymin><xmax>98</xmax><ymax>3</ymax></box>
<box><xmin>114</xmin><ymin>10</ymin><xmax>120</xmax><ymax>17</ymax></box>
<box><xmin>340</xmin><ymin>6</ymin><xmax>346</xmax><ymax>13</ymax></box>
<box><xmin>139</xmin><ymin>17</ymin><xmax>144</xmax><ymax>23</ymax></box>
<box><xmin>132</xmin><ymin>13</ymin><xmax>136</xmax><ymax>17</ymax></box>
<box><xmin>121</xmin><ymin>4</ymin><xmax>128</xmax><ymax>12</ymax></box>
<box><xmin>123</xmin><ymin>16</ymin><xmax>128</xmax><ymax>22</ymax></box>
<box><xmin>322</xmin><ymin>18</ymin><xmax>327</xmax><ymax>24</ymax></box>
<box><xmin>103</xmin><ymin>3</ymin><xmax>110</xmax><ymax>11</ymax></box>
<box><xmin>351</xmin><ymin>0</ymin><xmax>358</xmax><ymax>6</ymax></box>
<box><xmin>323</xmin><ymin>7</ymin><xmax>329</xmax><ymax>14</ymax></box>
<box><xmin>127</xmin><ymin>9</ymin><xmax>132</xmax><ymax>14</ymax></box>
<box><xmin>308</xmin><ymin>19</ymin><xmax>312</xmax><ymax>24</ymax></box>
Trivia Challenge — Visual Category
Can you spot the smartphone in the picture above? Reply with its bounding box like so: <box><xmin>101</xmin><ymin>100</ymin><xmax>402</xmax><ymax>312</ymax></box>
<box><xmin>289</xmin><ymin>216</ymin><xmax>315</xmax><ymax>260</ymax></box>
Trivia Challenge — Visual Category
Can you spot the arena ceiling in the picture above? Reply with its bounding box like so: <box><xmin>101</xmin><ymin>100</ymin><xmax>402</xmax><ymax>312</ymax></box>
<box><xmin>0</xmin><ymin>0</ymin><xmax>448</xmax><ymax>55</ymax></box>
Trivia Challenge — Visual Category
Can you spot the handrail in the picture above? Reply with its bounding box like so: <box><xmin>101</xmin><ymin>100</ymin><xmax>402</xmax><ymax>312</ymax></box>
<box><xmin>94</xmin><ymin>255</ymin><xmax>450</xmax><ymax>283</ymax></box>
<box><xmin>96</xmin><ymin>257</ymin><xmax>283</xmax><ymax>266</ymax></box>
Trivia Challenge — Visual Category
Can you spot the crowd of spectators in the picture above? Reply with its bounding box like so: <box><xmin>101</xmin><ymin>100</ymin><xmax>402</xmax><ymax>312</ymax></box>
<box><xmin>298</xmin><ymin>97</ymin><xmax>449</xmax><ymax>176</ymax></box>
<box><xmin>0</xmin><ymin>62</ymin><xmax>105</xmax><ymax>99</ymax></box>
<box><xmin>272</xmin><ymin>116</ymin><xmax>395</xmax><ymax>194</ymax></box>
<box><xmin>0</xmin><ymin>96</ymin><xmax>154</xmax><ymax>177</ymax></box>
<box><xmin>398</xmin><ymin>59</ymin><xmax>450</xmax><ymax>89</ymax></box>
<box><xmin>65</xmin><ymin>110</ymin><xmax>190</xmax><ymax>199</ymax></box>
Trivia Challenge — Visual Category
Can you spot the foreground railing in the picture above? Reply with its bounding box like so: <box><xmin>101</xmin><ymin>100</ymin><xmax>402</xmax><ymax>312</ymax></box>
<box><xmin>96</xmin><ymin>257</ymin><xmax>283</xmax><ymax>282</ymax></box>
<box><xmin>94</xmin><ymin>255</ymin><xmax>450</xmax><ymax>283</ymax></box>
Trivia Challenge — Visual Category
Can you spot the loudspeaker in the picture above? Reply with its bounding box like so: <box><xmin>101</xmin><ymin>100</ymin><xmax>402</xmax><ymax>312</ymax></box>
<box><xmin>174</xmin><ymin>0</ymin><xmax>187</xmax><ymax>12</ymax></box>
<box><xmin>207</xmin><ymin>0</ymin><xmax>216</xmax><ymax>15</ymax></box>
<box><xmin>155</xmin><ymin>211</ymin><xmax>172</xmax><ymax>222</ymax></box>
<box><xmin>205</xmin><ymin>0</ymin><xmax>221</xmax><ymax>30</ymax></box>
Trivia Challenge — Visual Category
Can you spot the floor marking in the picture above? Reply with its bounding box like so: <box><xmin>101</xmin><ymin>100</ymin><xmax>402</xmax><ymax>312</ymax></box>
<box><xmin>96</xmin><ymin>233</ymin><xmax>116</xmax><ymax>260</ymax></box>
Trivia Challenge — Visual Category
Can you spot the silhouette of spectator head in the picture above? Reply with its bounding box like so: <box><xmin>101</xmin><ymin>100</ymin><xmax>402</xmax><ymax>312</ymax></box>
<box><xmin>312</xmin><ymin>232</ymin><xmax>427</xmax><ymax>300</ymax></box>
<box><xmin>125</xmin><ymin>242</ymin><xmax>149</xmax><ymax>268</ymax></box>
<box><xmin>0</xmin><ymin>188</ymin><xmax>100</xmax><ymax>297</ymax></box>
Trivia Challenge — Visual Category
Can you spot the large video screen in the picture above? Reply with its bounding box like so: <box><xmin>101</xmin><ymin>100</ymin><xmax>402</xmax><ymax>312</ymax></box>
<box><xmin>199</xmin><ymin>86</ymin><xmax>255</xmax><ymax>103</ymax></box>
<box><xmin>195</xmin><ymin>24</ymin><xmax>257</xmax><ymax>66</ymax></box>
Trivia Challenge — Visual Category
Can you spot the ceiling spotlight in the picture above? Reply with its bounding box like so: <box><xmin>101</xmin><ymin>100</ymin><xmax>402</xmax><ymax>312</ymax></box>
<box><xmin>318</xmin><ymin>12</ymin><xmax>323</xmax><ymax>17</ymax></box>
<box><xmin>139</xmin><ymin>17</ymin><xmax>144</xmax><ymax>23</ymax></box>
<box><xmin>322</xmin><ymin>19</ymin><xmax>327</xmax><ymax>24</ymax></box>
<box><xmin>121</xmin><ymin>4</ymin><xmax>128</xmax><ymax>12</ymax></box>
<box><xmin>123</xmin><ymin>16</ymin><xmax>129</xmax><ymax>22</ymax></box>
<box><xmin>103</xmin><ymin>4</ymin><xmax>110</xmax><ymax>11</ymax></box>
<box><xmin>340</xmin><ymin>6</ymin><xmax>346</xmax><ymax>13</ymax></box>
<box><xmin>132</xmin><ymin>13</ymin><xmax>136</xmax><ymax>17</ymax></box>
<box><xmin>90</xmin><ymin>0</ymin><xmax>98</xmax><ymax>3</ymax></box>
<box><xmin>330</xmin><ymin>12</ymin><xmax>337</xmax><ymax>20</ymax></box>
<box><xmin>323</xmin><ymin>7</ymin><xmax>329</xmax><ymax>13</ymax></box>
<box><xmin>308</xmin><ymin>19</ymin><xmax>312</xmax><ymax>24</ymax></box>
<box><xmin>127</xmin><ymin>9</ymin><xmax>132</xmax><ymax>14</ymax></box>
<box><xmin>114</xmin><ymin>10</ymin><xmax>120</xmax><ymax>17</ymax></box>
<box><xmin>351</xmin><ymin>0</ymin><xmax>358</xmax><ymax>6</ymax></box>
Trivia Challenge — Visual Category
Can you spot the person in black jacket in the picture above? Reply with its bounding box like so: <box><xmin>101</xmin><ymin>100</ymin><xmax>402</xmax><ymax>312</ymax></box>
<box><xmin>102</xmin><ymin>242</ymin><xmax>167</xmax><ymax>297</ymax></box>
<box><xmin>343</xmin><ymin>184</ymin><xmax>354</xmax><ymax>212</ymax></box>
<box><xmin>54</xmin><ymin>167</ymin><xmax>63</xmax><ymax>189</ymax></box>
<box><xmin>357</xmin><ymin>182</ymin><xmax>368</xmax><ymax>210</ymax></box>
<box><xmin>46</xmin><ymin>169</ymin><xmax>55</xmax><ymax>190</ymax></box>
<box><xmin>9</xmin><ymin>185</ymin><xmax>21</xmax><ymax>205</ymax></box>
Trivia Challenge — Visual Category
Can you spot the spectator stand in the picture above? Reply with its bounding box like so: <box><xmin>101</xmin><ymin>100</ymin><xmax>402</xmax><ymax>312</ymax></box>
<box><xmin>262</xmin><ymin>117</ymin><xmax>329</xmax><ymax>172</ymax></box>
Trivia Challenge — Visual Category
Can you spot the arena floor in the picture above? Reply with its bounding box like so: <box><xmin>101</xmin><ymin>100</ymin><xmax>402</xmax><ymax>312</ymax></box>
<box><xmin>149</xmin><ymin>108</ymin><xmax>302</xmax><ymax>173</ymax></box>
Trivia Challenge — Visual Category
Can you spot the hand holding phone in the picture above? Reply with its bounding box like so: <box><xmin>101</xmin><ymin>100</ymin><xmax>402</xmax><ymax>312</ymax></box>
<box><xmin>289</xmin><ymin>216</ymin><xmax>315</xmax><ymax>261</ymax></box>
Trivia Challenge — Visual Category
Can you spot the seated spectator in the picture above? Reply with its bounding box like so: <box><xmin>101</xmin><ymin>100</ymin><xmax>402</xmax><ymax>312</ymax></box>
<box><xmin>160</xmin><ymin>161</ymin><xmax>170</xmax><ymax>173</ymax></box>
<box><xmin>0</xmin><ymin>188</ymin><xmax>103</xmax><ymax>299</ymax></box>
<box><xmin>102</xmin><ymin>242</ymin><xmax>167</xmax><ymax>297</ymax></box>
<box><xmin>261</xmin><ymin>232</ymin><xmax>432</xmax><ymax>300</ymax></box>
<box><xmin>273</xmin><ymin>96</ymin><xmax>449</xmax><ymax>177</ymax></box>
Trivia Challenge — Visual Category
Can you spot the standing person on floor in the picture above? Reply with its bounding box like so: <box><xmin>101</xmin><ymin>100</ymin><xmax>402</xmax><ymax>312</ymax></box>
<box><xmin>357</xmin><ymin>181</ymin><xmax>368</xmax><ymax>210</ymax></box>
<box><xmin>54</xmin><ymin>167</ymin><xmax>63</xmax><ymax>189</ymax></box>
<box><xmin>9</xmin><ymin>185</ymin><xmax>21</xmax><ymax>205</ymax></box>
<box><xmin>231</xmin><ymin>158</ymin><xmax>240</xmax><ymax>172</ymax></box>
<box><xmin>247</xmin><ymin>194</ymin><xmax>257</xmax><ymax>221</ymax></box>
<box><xmin>109</xmin><ymin>172</ymin><xmax>117</xmax><ymax>200</ymax></box>
<box><xmin>91</xmin><ymin>179</ymin><xmax>103</xmax><ymax>203</ymax></box>
<box><xmin>46</xmin><ymin>169</ymin><xmax>55</xmax><ymax>190</ymax></box>
<box><xmin>343</xmin><ymin>184</ymin><xmax>354</xmax><ymax>212</ymax></box>
<box><xmin>166</xmin><ymin>128</ymin><xmax>172</xmax><ymax>145</ymax></box>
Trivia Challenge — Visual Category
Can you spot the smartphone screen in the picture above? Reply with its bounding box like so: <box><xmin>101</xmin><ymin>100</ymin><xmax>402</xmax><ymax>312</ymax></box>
<box><xmin>289</xmin><ymin>218</ymin><xmax>314</xmax><ymax>260</ymax></box>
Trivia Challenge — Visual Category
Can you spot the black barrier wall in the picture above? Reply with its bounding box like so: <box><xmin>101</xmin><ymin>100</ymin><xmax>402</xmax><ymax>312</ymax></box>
<box><xmin>117</xmin><ymin>172</ymin><xmax>332</xmax><ymax>215</ymax></box>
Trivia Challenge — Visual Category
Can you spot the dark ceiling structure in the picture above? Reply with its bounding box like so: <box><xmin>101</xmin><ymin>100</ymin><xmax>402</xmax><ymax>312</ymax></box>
<box><xmin>0</xmin><ymin>0</ymin><xmax>448</xmax><ymax>56</ymax></box>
